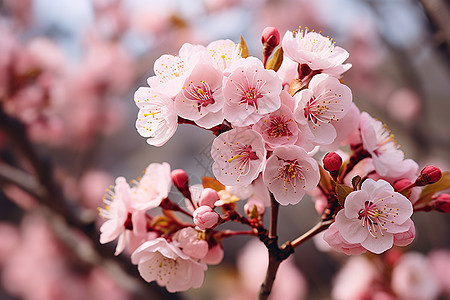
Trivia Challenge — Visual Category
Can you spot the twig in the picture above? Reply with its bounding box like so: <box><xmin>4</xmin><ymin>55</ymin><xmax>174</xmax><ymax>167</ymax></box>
<box><xmin>269</xmin><ymin>192</ymin><xmax>279</xmax><ymax>238</ymax></box>
<box><xmin>289</xmin><ymin>219</ymin><xmax>334</xmax><ymax>249</ymax></box>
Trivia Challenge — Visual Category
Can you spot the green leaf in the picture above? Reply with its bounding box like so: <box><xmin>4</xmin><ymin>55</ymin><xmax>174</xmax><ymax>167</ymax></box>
<box><xmin>237</xmin><ymin>35</ymin><xmax>249</xmax><ymax>58</ymax></box>
<box><xmin>266</xmin><ymin>47</ymin><xmax>283</xmax><ymax>71</ymax></box>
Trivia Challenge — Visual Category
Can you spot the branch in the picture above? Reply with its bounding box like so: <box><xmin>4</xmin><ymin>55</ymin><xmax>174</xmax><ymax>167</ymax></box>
<box><xmin>269</xmin><ymin>192</ymin><xmax>279</xmax><ymax>238</ymax></box>
<box><xmin>418</xmin><ymin>0</ymin><xmax>450</xmax><ymax>64</ymax></box>
<box><xmin>0</xmin><ymin>107</ymin><xmax>185</xmax><ymax>300</ymax></box>
<box><xmin>289</xmin><ymin>219</ymin><xmax>334</xmax><ymax>249</ymax></box>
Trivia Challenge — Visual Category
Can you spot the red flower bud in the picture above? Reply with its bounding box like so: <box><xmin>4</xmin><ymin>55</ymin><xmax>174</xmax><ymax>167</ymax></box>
<box><xmin>261</xmin><ymin>26</ymin><xmax>281</xmax><ymax>67</ymax></box>
<box><xmin>415</xmin><ymin>165</ymin><xmax>442</xmax><ymax>186</ymax></box>
<box><xmin>323</xmin><ymin>152</ymin><xmax>342</xmax><ymax>176</ymax></box>
<box><xmin>433</xmin><ymin>194</ymin><xmax>450</xmax><ymax>213</ymax></box>
<box><xmin>171</xmin><ymin>169</ymin><xmax>190</xmax><ymax>198</ymax></box>
<box><xmin>393</xmin><ymin>178</ymin><xmax>412</xmax><ymax>192</ymax></box>
<box><xmin>393</xmin><ymin>178</ymin><xmax>413</xmax><ymax>197</ymax></box>
<box><xmin>261</xmin><ymin>26</ymin><xmax>280</xmax><ymax>48</ymax></box>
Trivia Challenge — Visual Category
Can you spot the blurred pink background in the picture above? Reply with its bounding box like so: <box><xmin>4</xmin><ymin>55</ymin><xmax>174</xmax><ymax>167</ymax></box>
<box><xmin>1</xmin><ymin>0</ymin><xmax>449</xmax><ymax>299</ymax></box>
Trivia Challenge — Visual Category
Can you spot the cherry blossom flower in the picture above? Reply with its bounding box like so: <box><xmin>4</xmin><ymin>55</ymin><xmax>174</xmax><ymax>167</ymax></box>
<box><xmin>135</xmin><ymin>87</ymin><xmax>178</xmax><ymax>146</ymax></box>
<box><xmin>99</xmin><ymin>163</ymin><xmax>172</xmax><ymax>255</ymax></box>
<box><xmin>331</xmin><ymin>256</ymin><xmax>379</xmax><ymax>300</ymax></box>
<box><xmin>392</xmin><ymin>219</ymin><xmax>415</xmax><ymax>247</ymax></box>
<box><xmin>147</xmin><ymin>43</ymin><xmax>206</xmax><ymax>98</ymax></box>
<box><xmin>206</xmin><ymin>39</ymin><xmax>240</xmax><ymax>72</ymax></box>
<box><xmin>131</xmin><ymin>238</ymin><xmax>207</xmax><ymax>293</ymax></box>
<box><xmin>98</xmin><ymin>177</ymin><xmax>133</xmax><ymax>255</ymax></box>
<box><xmin>211</xmin><ymin>128</ymin><xmax>266</xmax><ymax>186</ymax></box>
<box><xmin>252</xmin><ymin>103</ymin><xmax>298</xmax><ymax>150</ymax></box>
<box><xmin>293</xmin><ymin>74</ymin><xmax>352</xmax><ymax>146</ymax></box>
<box><xmin>131</xmin><ymin>162</ymin><xmax>172</xmax><ymax>211</ymax></box>
<box><xmin>323</xmin><ymin>223</ymin><xmax>367</xmax><ymax>255</ymax></box>
<box><xmin>175</xmin><ymin>227</ymin><xmax>209</xmax><ymax>259</ymax></box>
<box><xmin>360</xmin><ymin>112</ymin><xmax>418</xmax><ymax>179</ymax></box>
<box><xmin>391</xmin><ymin>252</ymin><xmax>440</xmax><ymax>300</ymax></box>
<box><xmin>282</xmin><ymin>28</ymin><xmax>351</xmax><ymax>77</ymax></box>
<box><xmin>334</xmin><ymin>179</ymin><xmax>413</xmax><ymax>254</ymax></box>
<box><xmin>202</xmin><ymin>244</ymin><xmax>224</xmax><ymax>265</ymax></box>
<box><xmin>263</xmin><ymin>145</ymin><xmax>320</xmax><ymax>205</ymax></box>
<box><xmin>320</xmin><ymin>103</ymin><xmax>360</xmax><ymax>152</ymax></box>
<box><xmin>174</xmin><ymin>63</ymin><xmax>225</xmax><ymax>128</ymax></box>
<box><xmin>429</xmin><ymin>250</ymin><xmax>450</xmax><ymax>296</ymax></box>
<box><xmin>222</xmin><ymin>57</ymin><xmax>282</xmax><ymax>126</ymax></box>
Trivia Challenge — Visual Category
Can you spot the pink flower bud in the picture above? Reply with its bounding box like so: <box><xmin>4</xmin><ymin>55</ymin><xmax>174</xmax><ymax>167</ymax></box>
<box><xmin>199</xmin><ymin>188</ymin><xmax>219</xmax><ymax>208</ymax></box>
<box><xmin>171</xmin><ymin>169</ymin><xmax>191</xmax><ymax>198</ymax></box>
<box><xmin>261</xmin><ymin>26</ymin><xmax>280</xmax><ymax>48</ymax></box>
<box><xmin>415</xmin><ymin>165</ymin><xmax>442</xmax><ymax>186</ymax></box>
<box><xmin>323</xmin><ymin>152</ymin><xmax>342</xmax><ymax>177</ymax></box>
<box><xmin>193</xmin><ymin>206</ymin><xmax>219</xmax><ymax>230</ymax></box>
<box><xmin>202</xmin><ymin>244</ymin><xmax>224</xmax><ymax>265</ymax></box>
<box><xmin>433</xmin><ymin>194</ymin><xmax>450</xmax><ymax>213</ymax></box>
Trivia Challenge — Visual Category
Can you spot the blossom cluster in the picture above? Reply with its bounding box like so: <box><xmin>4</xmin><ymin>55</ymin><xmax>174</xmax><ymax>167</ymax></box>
<box><xmin>99</xmin><ymin>26</ymin><xmax>450</xmax><ymax>294</ymax></box>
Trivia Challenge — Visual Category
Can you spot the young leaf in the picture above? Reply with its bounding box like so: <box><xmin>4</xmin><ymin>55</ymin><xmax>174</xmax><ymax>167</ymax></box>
<box><xmin>351</xmin><ymin>175</ymin><xmax>362</xmax><ymax>190</ymax></box>
<box><xmin>237</xmin><ymin>35</ymin><xmax>249</xmax><ymax>58</ymax></box>
<box><xmin>332</xmin><ymin>181</ymin><xmax>353</xmax><ymax>207</ymax></box>
<box><xmin>266</xmin><ymin>47</ymin><xmax>284</xmax><ymax>71</ymax></box>
<box><xmin>417</xmin><ymin>172</ymin><xmax>450</xmax><ymax>204</ymax></box>
<box><xmin>202</xmin><ymin>176</ymin><xmax>225</xmax><ymax>192</ymax></box>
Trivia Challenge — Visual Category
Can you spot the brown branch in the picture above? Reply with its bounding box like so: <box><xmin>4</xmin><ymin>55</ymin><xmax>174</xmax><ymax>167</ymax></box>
<box><xmin>289</xmin><ymin>219</ymin><xmax>334</xmax><ymax>249</ymax></box>
<box><xmin>269</xmin><ymin>192</ymin><xmax>279</xmax><ymax>238</ymax></box>
<box><xmin>418</xmin><ymin>0</ymin><xmax>450</xmax><ymax>64</ymax></box>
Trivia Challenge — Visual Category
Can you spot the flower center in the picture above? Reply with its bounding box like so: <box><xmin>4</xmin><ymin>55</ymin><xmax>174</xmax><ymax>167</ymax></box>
<box><xmin>124</xmin><ymin>213</ymin><xmax>133</xmax><ymax>230</ymax></box>
<box><xmin>241</xmin><ymin>87</ymin><xmax>263</xmax><ymax>110</ymax></box>
<box><xmin>274</xmin><ymin>159</ymin><xmax>305</xmax><ymax>192</ymax></box>
<box><xmin>265</xmin><ymin>115</ymin><xmax>293</xmax><ymax>138</ymax></box>
<box><xmin>226</xmin><ymin>144</ymin><xmax>259</xmax><ymax>182</ymax></box>
<box><xmin>358</xmin><ymin>200</ymin><xmax>399</xmax><ymax>238</ymax></box>
<box><xmin>182</xmin><ymin>80</ymin><xmax>215</xmax><ymax>111</ymax></box>
<box><xmin>303</xmin><ymin>91</ymin><xmax>342</xmax><ymax>128</ymax></box>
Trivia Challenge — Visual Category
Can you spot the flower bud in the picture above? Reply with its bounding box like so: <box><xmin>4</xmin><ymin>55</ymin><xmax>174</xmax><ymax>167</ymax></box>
<box><xmin>433</xmin><ymin>194</ymin><xmax>450</xmax><ymax>213</ymax></box>
<box><xmin>171</xmin><ymin>169</ymin><xmax>191</xmax><ymax>198</ymax></box>
<box><xmin>199</xmin><ymin>188</ymin><xmax>220</xmax><ymax>208</ymax></box>
<box><xmin>323</xmin><ymin>152</ymin><xmax>342</xmax><ymax>178</ymax></box>
<box><xmin>261</xmin><ymin>26</ymin><xmax>280</xmax><ymax>66</ymax></box>
<box><xmin>193</xmin><ymin>206</ymin><xmax>219</xmax><ymax>230</ymax></box>
<box><xmin>393</xmin><ymin>178</ymin><xmax>412</xmax><ymax>192</ymax></box>
<box><xmin>393</xmin><ymin>178</ymin><xmax>413</xmax><ymax>197</ymax></box>
<box><xmin>415</xmin><ymin>165</ymin><xmax>442</xmax><ymax>186</ymax></box>
<box><xmin>261</xmin><ymin>26</ymin><xmax>280</xmax><ymax>49</ymax></box>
